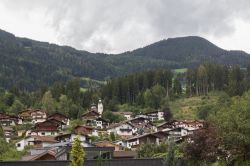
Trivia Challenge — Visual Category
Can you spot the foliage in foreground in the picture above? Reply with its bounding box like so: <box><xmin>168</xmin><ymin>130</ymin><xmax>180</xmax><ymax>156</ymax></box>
<box><xmin>0</xmin><ymin>138</ymin><xmax>24</xmax><ymax>161</ymax></box>
<box><xmin>70</xmin><ymin>136</ymin><xmax>85</xmax><ymax>166</ymax></box>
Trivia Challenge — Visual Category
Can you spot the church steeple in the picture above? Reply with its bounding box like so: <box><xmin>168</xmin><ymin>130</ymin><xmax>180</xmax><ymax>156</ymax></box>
<box><xmin>97</xmin><ymin>99</ymin><xmax>103</xmax><ymax>115</ymax></box>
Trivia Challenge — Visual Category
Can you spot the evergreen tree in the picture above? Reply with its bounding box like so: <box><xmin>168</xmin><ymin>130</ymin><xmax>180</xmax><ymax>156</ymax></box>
<box><xmin>70</xmin><ymin>136</ymin><xmax>85</xmax><ymax>166</ymax></box>
<box><xmin>57</xmin><ymin>95</ymin><xmax>71</xmax><ymax>116</ymax></box>
<box><xmin>41</xmin><ymin>90</ymin><xmax>56</xmax><ymax>113</ymax></box>
<box><xmin>66</xmin><ymin>79</ymin><xmax>81</xmax><ymax>104</ymax></box>
<box><xmin>173</xmin><ymin>78</ymin><xmax>182</xmax><ymax>95</ymax></box>
<box><xmin>0</xmin><ymin>125</ymin><xmax>4</xmax><ymax>138</ymax></box>
<box><xmin>8</xmin><ymin>99</ymin><xmax>25</xmax><ymax>114</ymax></box>
<box><xmin>163</xmin><ymin>141</ymin><xmax>177</xmax><ymax>166</ymax></box>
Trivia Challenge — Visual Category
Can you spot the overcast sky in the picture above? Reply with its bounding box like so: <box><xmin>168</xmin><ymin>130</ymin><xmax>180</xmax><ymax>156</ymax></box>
<box><xmin>1</xmin><ymin>0</ymin><xmax>250</xmax><ymax>53</ymax></box>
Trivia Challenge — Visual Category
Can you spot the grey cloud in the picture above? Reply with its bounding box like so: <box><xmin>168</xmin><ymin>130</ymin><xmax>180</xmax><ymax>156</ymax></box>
<box><xmin>2</xmin><ymin>0</ymin><xmax>250</xmax><ymax>53</ymax></box>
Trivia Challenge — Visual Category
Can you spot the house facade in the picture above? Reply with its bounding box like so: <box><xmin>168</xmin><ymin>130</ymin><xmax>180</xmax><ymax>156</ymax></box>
<box><xmin>0</xmin><ymin>112</ymin><xmax>18</xmax><ymax>126</ymax></box>
<box><xmin>74</xmin><ymin>125</ymin><xmax>99</xmax><ymax>136</ymax></box>
<box><xmin>125</xmin><ymin>133</ymin><xmax>160</xmax><ymax>149</ymax></box>
<box><xmin>18</xmin><ymin>109</ymin><xmax>47</xmax><ymax>124</ymax></box>
<box><xmin>55</xmin><ymin>133</ymin><xmax>88</xmax><ymax>143</ymax></box>
<box><xmin>81</xmin><ymin>110</ymin><xmax>100</xmax><ymax>121</ymax></box>
<box><xmin>16</xmin><ymin>136</ymin><xmax>58</xmax><ymax>151</ymax></box>
<box><xmin>144</xmin><ymin>111</ymin><xmax>165</xmax><ymax>121</ymax></box>
<box><xmin>47</xmin><ymin>113</ymin><xmax>70</xmax><ymax>126</ymax></box>
<box><xmin>2</xmin><ymin>126</ymin><xmax>15</xmax><ymax>142</ymax></box>
<box><xmin>107</xmin><ymin>122</ymin><xmax>135</xmax><ymax>136</ymax></box>
<box><xmin>28</xmin><ymin>120</ymin><xmax>61</xmax><ymax>136</ymax></box>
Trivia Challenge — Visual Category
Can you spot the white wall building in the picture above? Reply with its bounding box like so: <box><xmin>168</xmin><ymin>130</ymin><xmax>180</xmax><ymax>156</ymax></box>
<box><xmin>15</xmin><ymin>136</ymin><xmax>58</xmax><ymax>151</ymax></box>
<box><xmin>97</xmin><ymin>99</ymin><xmax>103</xmax><ymax>115</ymax></box>
<box><xmin>107</xmin><ymin>122</ymin><xmax>134</xmax><ymax>136</ymax></box>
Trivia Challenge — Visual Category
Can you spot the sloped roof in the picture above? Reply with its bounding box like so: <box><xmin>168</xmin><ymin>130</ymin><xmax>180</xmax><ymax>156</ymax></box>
<box><xmin>113</xmin><ymin>151</ymin><xmax>137</xmax><ymax>158</ymax></box>
<box><xmin>32</xmin><ymin>135</ymin><xmax>58</xmax><ymax>143</ymax></box>
<box><xmin>107</xmin><ymin>121</ymin><xmax>135</xmax><ymax>130</ymax></box>
<box><xmin>125</xmin><ymin>133</ymin><xmax>159</xmax><ymax>141</ymax></box>
<box><xmin>81</xmin><ymin>110</ymin><xmax>100</xmax><ymax>118</ymax></box>
<box><xmin>94</xmin><ymin>140</ymin><xmax>122</xmax><ymax>148</ymax></box>
<box><xmin>22</xmin><ymin>149</ymin><xmax>56</xmax><ymax>161</ymax></box>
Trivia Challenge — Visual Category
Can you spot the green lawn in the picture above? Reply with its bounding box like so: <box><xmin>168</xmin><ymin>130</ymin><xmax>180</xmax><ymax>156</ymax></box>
<box><xmin>169</xmin><ymin>92</ymin><xmax>220</xmax><ymax>120</ymax></box>
<box><xmin>173</xmin><ymin>68</ymin><xmax>187</xmax><ymax>73</ymax></box>
<box><xmin>81</xmin><ymin>77</ymin><xmax>106</xmax><ymax>85</ymax></box>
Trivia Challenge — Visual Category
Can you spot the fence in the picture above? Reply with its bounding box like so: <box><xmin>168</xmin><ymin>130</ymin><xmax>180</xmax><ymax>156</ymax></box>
<box><xmin>0</xmin><ymin>159</ymin><xmax>163</xmax><ymax>166</ymax></box>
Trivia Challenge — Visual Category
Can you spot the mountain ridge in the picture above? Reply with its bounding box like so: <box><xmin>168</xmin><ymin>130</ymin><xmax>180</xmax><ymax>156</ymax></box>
<box><xmin>0</xmin><ymin>29</ymin><xmax>250</xmax><ymax>91</ymax></box>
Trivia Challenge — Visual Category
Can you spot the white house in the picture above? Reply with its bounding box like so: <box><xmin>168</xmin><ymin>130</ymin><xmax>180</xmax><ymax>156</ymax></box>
<box><xmin>107</xmin><ymin>122</ymin><xmax>135</xmax><ymax>136</ymax></box>
<box><xmin>55</xmin><ymin>133</ymin><xmax>88</xmax><ymax>143</ymax></box>
<box><xmin>144</xmin><ymin>111</ymin><xmax>165</xmax><ymax>121</ymax></box>
<box><xmin>27</xmin><ymin>120</ymin><xmax>61</xmax><ymax>136</ymax></box>
<box><xmin>173</xmin><ymin>120</ymin><xmax>204</xmax><ymax>130</ymax></box>
<box><xmin>74</xmin><ymin>125</ymin><xmax>99</xmax><ymax>137</ymax></box>
<box><xmin>85</xmin><ymin>117</ymin><xmax>109</xmax><ymax>129</ymax></box>
<box><xmin>30</xmin><ymin>110</ymin><xmax>47</xmax><ymax>124</ymax></box>
<box><xmin>15</xmin><ymin>136</ymin><xmax>58</xmax><ymax>151</ymax></box>
<box><xmin>124</xmin><ymin>133</ymin><xmax>160</xmax><ymax>149</ymax></box>
<box><xmin>2</xmin><ymin>126</ymin><xmax>15</xmax><ymax>142</ymax></box>
<box><xmin>0</xmin><ymin>112</ymin><xmax>18</xmax><ymax>126</ymax></box>
<box><xmin>47</xmin><ymin>113</ymin><xmax>70</xmax><ymax>126</ymax></box>
<box><xmin>18</xmin><ymin>109</ymin><xmax>47</xmax><ymax>124</ymax></box>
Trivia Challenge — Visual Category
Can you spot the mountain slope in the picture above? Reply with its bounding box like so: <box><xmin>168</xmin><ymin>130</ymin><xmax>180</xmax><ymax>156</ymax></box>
<box><xmin>118</xmin><ymin>36</ymin><xmax>250</xmax><ymax>67</ymax></box>
<box><xmin>0</xmin><ymin>29</ymin><xmax>250</xmax><ymax>90</ymax></box>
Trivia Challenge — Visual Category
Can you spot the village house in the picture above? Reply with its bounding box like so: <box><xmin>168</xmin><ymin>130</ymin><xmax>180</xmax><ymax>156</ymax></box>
<box><xmin>152</xmin><ymin>131</ymin><xmax>169</xmax><ymax>142</ymax></box>
<box><xmin>124</xmin><ymin>133</ymin><xmax>160</xmax><ymax>149</ymax></box>
<box><xmin>18</xmin><ymin>109</ymin><xmax>47</xmax><ymax>124</ymax></box>
<box><xmin>129</xmin><ymin>116</ymin><xmax>150</xmax><ymax>125</ymax></box>
<box><xmin>166</xmin><ymin>127</ymin><xmax>194</xmax><ymax>140</ymax></box>
<box><xmin>26</xmin><ymin>142</ymin><xmax>112</xmax><ymax>161</ymax></box>
<box><xmin>47</xmin><ymin>112</ymin><xmax>70</xmax><ymax>126</ymax></box>
<box><xmin>144</xmin><ymin>110</ymin><xmax>165</xmax><ymax>121</ymax></box>
<box><xmin>81</xmin><ymin>110</ymin><xmax>100</xmax><ymax>121</ymax></box>
<box><xmin>157</xmin><ymin>121</ymin><xmax>176</xmax><ymax>131</ymax></box>
<box><xmin>27</xmin><ymin>119</ymin><xmax>62</xmax><ymax>136</ymax></box>
<box><xmin>81</xmin><ymin>109</ymin><xmax>109</xmax><ymax>129</ymax></box>
<box><xmin>94</xmin><ymin>140</ymin><xmax>124</xmax><ymax>151</ymax></box>
<box><xmin>96</xmin><ymin>117</ymin><xmax>109</xmax><ymax>129</ymax></box>
<box><xmin>173</xmin><ymin>120</ymin><xmax>204</xmax><ymax>130</ymax></box>
<box><xmin>2</xmin><ymin>126</ymin><xmax>15</xmax><ymax>142</ymax></box>
<box><xmin>0</xmin><ymin>112</ymin><xmax>18</xmax><ymax>126</ymax></box>
<box><xmin>107</xmin><ymin>122</ymin><xmax>135</xmax><ymax>136</ymax></box>
<box><xmin>55</xmin><ymin>133</ymin><xmax>89</xmax><ymax>144</ymax></box>
<box><xmin>86</xmin><ymin>117</ymin><xmax>109</xmax><ymax>129</ymax></box>
<box><xmin>74</xmin><ymin>125</ymin><xmax>99</xmax><ymax>137</ymax></box>
<box><xmin>113</xmin><ymin>151</ymin><xmax>137</xmax><ymax>159</ymax></box>
<box><xmin>31</xmin><ymin>109</ymin><xmax>47</xmax><ymax>124</ymax></box>
<box><xmin>21</xmin><ymin>150</ymin><xmax>56</xmax><ymax>161</ymax></box>
<box><xmin>132</xmin><ymin>121</ymin><xmax>157</xmax><ymax>135</ymax></box>
<box><xmin>18</xmin><ymin>110</ymin><xmax>32</xmax><ymax>124</ymax></box>
<box><xmin>15</xmin><ymin>135</ymin><xmax>58</xmax><ymax>151</ymax></box>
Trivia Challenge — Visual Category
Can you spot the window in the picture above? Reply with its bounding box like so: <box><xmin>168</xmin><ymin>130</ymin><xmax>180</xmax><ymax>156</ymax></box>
<box><xmin>17</xmin><ymin>143</ymin><xmax>21</xmax><ymax>147</ymax></box>
<box><xmin>41</xmin><ymin>132</ymin><xmax>45</xmax><ymax>135</ymax></box>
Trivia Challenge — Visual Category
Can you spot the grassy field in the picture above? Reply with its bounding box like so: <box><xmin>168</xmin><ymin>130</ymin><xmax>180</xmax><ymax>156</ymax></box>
<box><xmin>80</xmin><ymin>87</ymin><xmax>88</xmax><ymax>92</ymax></box>
<box><xmin>173</xmin><ymin>68</ymin><xmax>188</xmax><ymax>73</ymax></box>
<box><xmin>81</xmin><ymin>77</ymin><xmax>106</xmax><ymax>85</ymax></box>
<box><xmin>169</xmin><ymin>92</ymin><xmax>221</xmax><ymax>120</ymax></box>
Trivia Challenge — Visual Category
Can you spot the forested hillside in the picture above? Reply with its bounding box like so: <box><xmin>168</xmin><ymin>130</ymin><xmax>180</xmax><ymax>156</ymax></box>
<box><xmin>1</xmin><ymin>29</ymin><xmax>250</xmax><ymax>91</ymax></box>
